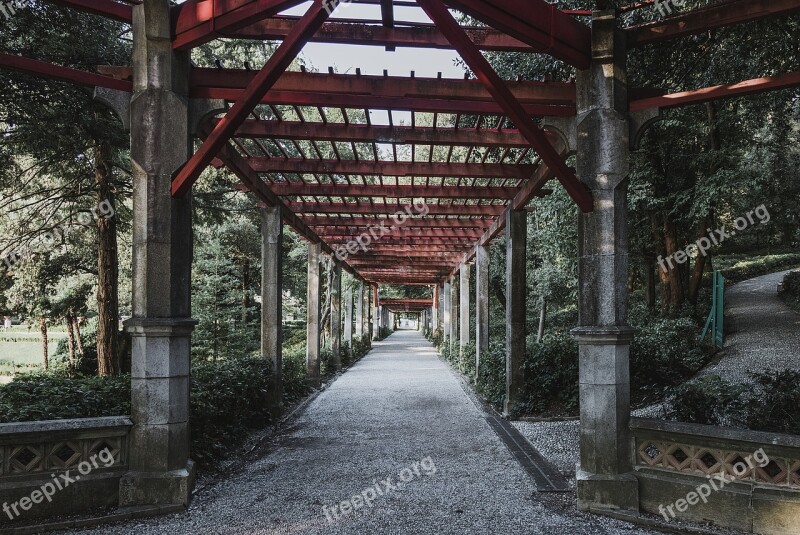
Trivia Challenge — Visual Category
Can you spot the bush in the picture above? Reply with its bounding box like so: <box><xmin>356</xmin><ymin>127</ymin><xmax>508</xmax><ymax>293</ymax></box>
<box><xmin>475</xmin><ymin>341</ymin><xmax>506</xmax><ymax>408</ymax></box>
<box><xmin>780</xmin><ymin>271</ymin><xmax>800</xmax><ymax>312</ymax></box>
<box><xmin>716</xmin><ymin>253</ymin><xmax>800</xmax><ymax>283</ymax></box>
<box><xmin>519</xmin><ymin>333</ymin><xmax>579</xmax><ymax>416</ymax></box>
<box><xmin>0</xmin><ymin>373</ymin><xmax>130</xmax><ymax>422</ymax></box>
<box><xmin>670</xmin><ymin>371</ymin><xmax>800</xmax><ymax>435</ymax></box>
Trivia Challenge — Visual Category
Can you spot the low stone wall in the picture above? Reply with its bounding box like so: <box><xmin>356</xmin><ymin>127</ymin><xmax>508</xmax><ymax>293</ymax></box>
<box><xmin>631</xmin><ymin>418</ymin><xmax>800</xmax><ymax>534</ymax></box>
<box><xmin>0</xmin><ymin>417</ymin><xmax>132</xmax><ymax>524</ymax></box>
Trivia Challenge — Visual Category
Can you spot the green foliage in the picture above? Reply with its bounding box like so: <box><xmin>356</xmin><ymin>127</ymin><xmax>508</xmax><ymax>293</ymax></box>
<box><xmin>520</xmin><ymin>333</ymin><xmax>579</xmax><ymax>416</ymax></box>
<box><xmin>0</xmin><ymin>373</ymin><xmax>130</xmax><ymax>422</ymax></box>
<box><xmin>475</xmin><ymin>342</ymin><xmax>506</xmax><ymax>408</ymax></box>
<box><xmin>351</xmin><ymin>334</ymin><xmax>372</xmax><ymax>361</ymax></box>
<box><xmin>780</xmin><ymin>271</ymin><xmax>800</xmax><ymax>312</ymax></box>
<box><xmin>716</xmin><ymin>253</ymin><xmax>800</xmax><ymax>283</ymax></box>
<box><xmin>190</xmin><ymin>357</ymin><xmax>271</xmax><ymax>464</ymax></box>
<box><xmin>670</xmin><ymin>372</ymin><xmax>800</xmax><ymax>436</ymax></box>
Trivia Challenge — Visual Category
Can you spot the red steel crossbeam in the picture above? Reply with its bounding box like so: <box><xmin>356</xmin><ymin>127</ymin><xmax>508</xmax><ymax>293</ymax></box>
<box><xmin>172</xmin><ymin>0</ymin><xmax>306</xmax><ymax>50</ymax></box>
<box><xmin>265</xmin><ymin>183</ymin><xmax>520</xmax><ymax>200</ymax></box>
<box><xmin>303</xmin><ymin>217</ymin><xmax>494</xmax><ymax>229</ymax></box>
<box><xmin>43</xmin><ymin>0</ymin><xmax>133</xmax><ymax>22</ymax></box>
<box><xmin>420</xmin><ymin>0</ymin><xmax>593</xmax><ymax>213</ymax></box>
<box><xmin>171</xmin><ymin>0</ymin><xmax>332</xmax><ymax>197</ymax></box>
<box><xmin>630</xmin><ymin>71</ymin><xmax>800</xmax><ymax>111</ymax></box>
<box><xmin>229</xmin><ymin>120</ymin><xmax>560</xmax><ymax>148</ymax></box>
<box><xmin>0</xmin><ymin>53</ymin><xmax>132</xmax><ymax>92</ymax></box>
<box><xmin>317</xmin><ymin>228</ymin><xmax>485</xmax><ymax>239</ymax></box>
<box><xmin>288</xmin><ymin>203</ymin><xmax>507</xmax><ymax>216</ymax></box>
<box><xmin>226</xmin><ymin>17</ymin><xmax>531</xmax><ymax>52</ymax></box>
<box><xmin>626</xmin><ymin>0</ymin><xmax>800</xmax><ymax>48</ymax></box>
<box><xmin>441</xmin><ymin>0</ymin><xmax>591</xmax><ymax>68</ymax></box>
<box><xmin>249</xmin><ymin>159</ymin><xmax>535</xmax><ymax>179</ymax></box>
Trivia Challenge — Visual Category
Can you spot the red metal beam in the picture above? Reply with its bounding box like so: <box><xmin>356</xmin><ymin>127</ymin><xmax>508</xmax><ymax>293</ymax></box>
<box><xmin>626</xmin><ymin>0</ymin><xmax>800</xmax><ymax>48</ymax></box>
<box><xmin>419</xmin><ymin>0</ymin><xmax>593</xmax><ymax>213</ymax></box>
<box><xmin>0</xmin><ymin>53</ymin><xmax>132</xmax><ymax>92</ymax></box>
<box><xmin>228</xmin><ymin>120</ymin><xmax>557</xmax><ymax>148</ymax></box>
<box><xmin>303</xmin><ymin>217</ymin><xmax>494</xmax><ymax>229</ymax></box>
<box><xmin>172</xmin><ymin>0</ymin><xmax>306</xmax><ymax>50</ymax></box>
<box><xmin>318</xmin><ymin>228</ymin><xmax>484</xmax><ymax>239</ymax></box>
<box><xmin>265</xmin><ymin>183</ymin><xmax>520</xmax><ymax>200</ymax></box>
<box><xmin>327</xmin><ymin>237</ymin><xmax>475</xmax><ymax>245</ymax></box>
<box><xmin>441</xmin><ymin>0</ymin><xmax>591</xmax><ymax>68</ymax></box>
<box><xmin>288</xmin><ymin>202</ymin><xmax>507</xmax><ymax>216</ymax></box>
<box><xmin>172</xmin><ymin>0</ymin><xmax>332</xmax><ymax>197</ymax></box>
<box><xmin>43</xmin><ymin>0</ymin><xmax>132</xmax><ymax>22</ymax></box>
<box><xmin>226</xmin><ymin>17</ymin><xmax>532</xmax><ymax>52</ymax></box>
<box><xmin>630</xmin><ymin>71</ymin><xmax>800</xmax><ymax>111</ymax></box>
<box><xmin>249</xmin><ymin>159</ymin><xmax>535</xmax><ymax>179</ymax></box>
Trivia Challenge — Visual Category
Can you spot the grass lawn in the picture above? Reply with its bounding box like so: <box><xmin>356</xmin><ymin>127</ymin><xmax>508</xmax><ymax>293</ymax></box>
<box><xmin>0</xmin><ymin>332</ymin><xmax>61</xmax><ymax>374</ymax></box>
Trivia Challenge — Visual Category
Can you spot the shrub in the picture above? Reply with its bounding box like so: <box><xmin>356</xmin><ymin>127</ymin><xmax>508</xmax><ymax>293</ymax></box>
<box><xmin>520</xmin><ymin>333</ymin><xmax>579</xmax><ymax>416</ymax></box>
<box><xmin>475</xmin><ymin>341</ymin><xmax>506</xmax><ymax>408</ymax></box>
<box><xmin>780</xmin><ymin>271</ymin><xmax>800</xmax><ymax>313</ymax></box>
<box><xmin>669</xmin><ymin>375</ymin><xmax>748</xmax><ymax>426</ymax></box>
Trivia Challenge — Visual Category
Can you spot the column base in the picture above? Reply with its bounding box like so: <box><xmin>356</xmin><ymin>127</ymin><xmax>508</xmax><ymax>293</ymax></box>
<box><xmin>576</xmin><ymin>466</ymin><xmax>639</xmax><ymax>512</ymax></box>
<box><xmin>119</xmin><ymin>460</ymin><xmax>196</xmax><ymax>508</ymax></box>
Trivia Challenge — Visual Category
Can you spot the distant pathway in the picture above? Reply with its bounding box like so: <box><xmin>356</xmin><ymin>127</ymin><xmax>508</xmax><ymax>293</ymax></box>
<box><xmin>64</xmin><ymin>331</ymin><xmax>657</xmax><ymax>535</ymax></box>
<box><xmin>700</xmin><ymin>268</ymin><xmax>800</xmax><ymax>384</ymax></box>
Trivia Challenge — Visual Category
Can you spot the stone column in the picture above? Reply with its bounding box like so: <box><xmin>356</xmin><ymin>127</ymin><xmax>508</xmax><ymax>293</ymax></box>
<box><xmin>459</xmin><ymin>263</ymin><xmax>470</xmax><ymax>353</ymax></box>
<box><xmin>505</xmin><ymin>210</ymin><xmax>526</xmax><ymax>417</ymax></box>
<box><xmin>261</xmin><ymin>205</ymin><xmax>283</xmax><ymax>419</ymax></box>
<box><xmin>344</xmin><ymin>283</ymin><xmax>353</xmax><ymax>358</ymax></box>
<box><xmin>449</xmin><ymin>276</ymin><xmax>458</xmax><ymax>347</ymax></box>
<box><xmin>432</xmin><ymin>284</ymin><xmax>439</xmax><ymax>334</ymax></box>
<box><xmin>331</xmin><ymin>262</ymin><xmax>342</xmax><ymax>371</ymax></box>
<box><xmin>475</xmin><ymin>244</ymin><xmax>490</xmax><ymax>380</ymax></box>
<box><xmin>442</xmin><ymin>280</ymin><xmax>451</xmax><ymax>343</ymax></box>
<box><xmin>121</xmin><ymin>0</ymin><xmax>195</xmax><ymax>507</ymax></box>
<box><xmin>372</xmin><ymin>286</ymin><xmax>380</xmax><ymax>341</ymax></box>
<box><xmin>572</xmin><ymin>10</ymin><xmax>638</xmax><ymax>512</ymax></box>
<box><xmin>306</xmin><ymin>243</ymin><xmax>322</xmax><ymax>388</ymax></box>
<box><xmin>355</xmin><ymin>281</ymin><xmax>364</xmax><ymax>338</ymax></box>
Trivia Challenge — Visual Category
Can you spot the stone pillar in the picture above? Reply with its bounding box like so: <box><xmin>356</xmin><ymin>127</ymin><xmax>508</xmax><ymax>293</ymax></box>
<box><xmin>505</xmin><ymin>210</ymin><xmax>526</xmax><ymax>417</ymax></box>
<box><xmin>442</xmin><ymin>280</ymin><xmax>451</xmax><ymax>343</ymax></box>
<box><xmin>476</xmin><ymin>244</ymin><xmax>490</xmax><ymax>380</ymax></box>
<box><xmin>331</xmin><ymin>262</ymin><xmax>342</xmax><ymax>371</ymax></box>
<box><xmin>306</xmin><ymin>243</ymin><xmax>322</xmax><ymax>388</ymax></box>
<box><xmin>372</xmin><ymin>286</ymin><xmax>380</xmax><ymax>341</ymax></box>
<box><xmin>344</xmin><ymin>283</ymin><xmax>353</xmax><ymax>358</ymax></box>
<box><xmin>572</xmin><ymin>10</ymin><xmax>638</xmax><ymax>512</ymax></box>
<box><xmin>121</xmin><ymin>0</ymin><xmax>195</xmax><ymax>507</ymax></box>
<box><xmin>449</xmin><ymin>276</ymin><xmax>458</xmax><ymax>347</ymax></box>
<box><xmin>261</xmin><ymin>205</ymin><xmax>283</xmax><ymax>418</ymax></box>
<box><xmin>432</xmin><ymin>284</ymin><xmax>439</xmax><ymax>334</ymax></box>
<box><xmin>459</xmin><ymin>263</ymin><xmax>470</xmax><ymax>352</ymax></box>
<box><xmin>355</xmin><ymin>281</ymin><xmax>364</xmax><ymax>338</ymax></box>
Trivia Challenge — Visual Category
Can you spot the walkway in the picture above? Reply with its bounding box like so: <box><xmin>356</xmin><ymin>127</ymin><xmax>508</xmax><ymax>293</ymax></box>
<box><xmin>700</xmin><ymin>268</ymin><xmax>800</xmax><ymax>384</ymax></box>
<box><xmin>66</xmin><ymin>331</ymin><xmax>657</xmax><ymax>535</ymax></box>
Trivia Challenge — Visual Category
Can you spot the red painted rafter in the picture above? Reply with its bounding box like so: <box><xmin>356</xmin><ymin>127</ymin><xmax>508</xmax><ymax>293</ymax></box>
<box><xmin>226</xmin><ymin>17</ymin><xmax>531</xmax><ymax>52</ymax></box>
<box><xmin>630</xmin><ymin>71</ymin><xmax>800</xmax><ymax>111</ymax></box>
<box><xmin>442</xmin><ymin>0</ymin><xmax>591</xmax><ymax>68</ymax></box>
<box><xmin>264</xmin><ymin>183</ymin><xmax>520</xmax><ymax>200</ymax></box>
<box><xmin>303</xmin><ymin>217</ymin><xmax>494</xmax><ymax>229</ymax></box>
<box><xmin>43</xmin><ymin>0</ymin><xmax>132</xmax><ymax>22</ymax></box>
<box><xmin>171</xmin><ymin>0</ymin><xmax>332</xmax><ymax>197</ymax></box>
<box><xmin>419</xmin><ymin>0</ymin><xmax>593</xmax><ymax>213</ymax></box>
<box><xmin>0</xmin><ymin>53</ymin><xmax>132</xmax><ymax>92</ymax></box>
<box><xmin>287</xmin><ymin>203</ymin><xmax>507</xmax><ymax>216</ymax></box>
<box><xmin>248</xmin><ymin>159</ymin><xmax>535</xmax><ymax>179</ymax></box>
<box><xmin>627</xmin><ymin>0</ymin><xmax>800</xmax><ymax>48</ymax></box>
<box><xmin>172</xmin><ymin>0</ymin><xmax>305</xmax><ymax>50</ymax></box>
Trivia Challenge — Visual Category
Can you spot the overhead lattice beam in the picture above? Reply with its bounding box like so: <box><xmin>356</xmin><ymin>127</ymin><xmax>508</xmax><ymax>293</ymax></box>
<box><xmin>627</xmin><ymin>0</ymin><xmax>800</xmax><ymax>47</ymax></box>
<box><xmin>287</xmin><ymin>203</ymin><xmax>508</xmax><ymax>216</ymax></box>
<box><xmin>420</xmin><ymin>0</ymin><xmax>593</xmax><ymax>212</ymax></box>
<box><xmin>172</xmin><ymin>0</ymin><xmax>333</xmax><ymax>197</ymax></box>
<box><xmin>248</xmin><ymin>159</ymin><xmax>535</xmax><ymax>179</ymax></box>
<box><xmin>43</xmin><ymin>0</ymin><xmax>133</xmax><ymax>22</ymax></box>
<box><xmin>264</xmin><ymin>183</ymin><xmax>520</xmax><ymax>200</ymax></box>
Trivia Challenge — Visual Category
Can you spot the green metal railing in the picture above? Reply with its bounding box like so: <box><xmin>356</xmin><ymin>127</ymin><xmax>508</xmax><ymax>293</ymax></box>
<box><xmin>700</xmin><ymin>271</ymin><xmax>725</xmax><ymax>348</ymax></box>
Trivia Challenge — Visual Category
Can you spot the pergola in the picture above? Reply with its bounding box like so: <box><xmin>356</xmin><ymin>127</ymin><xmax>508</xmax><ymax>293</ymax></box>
<box><xmin>2</xmin><ymin>0</ymin><xmax>799</xmax><ymax>523</ymax></box>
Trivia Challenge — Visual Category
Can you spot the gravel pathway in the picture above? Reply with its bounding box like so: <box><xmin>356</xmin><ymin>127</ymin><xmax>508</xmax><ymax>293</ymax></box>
<box><xmin>700</xmin><ymin>268</ymin><xmax>800</xmax><ymax>384</ymax></box>
<box><xmin>61</xmin><ymin>330</ymin><xmax>659</xmax><ymax>535</ymax></box>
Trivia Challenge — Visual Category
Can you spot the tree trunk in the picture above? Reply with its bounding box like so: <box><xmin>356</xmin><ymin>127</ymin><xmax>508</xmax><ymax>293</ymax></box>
<box><xmin>241</xmin><ymin>257</ymin><xmax>250</xmax><ymax>325</ymax></box>
<box><xmin>39</xmin><ymin>317</ymin><xmax>49</xmax><ymax>371</ymax></box>
<box><xmin>72</xmin><ymin>316</ymin><xmax>84</xmax><ymax>356</ymax></box>
<box><xmin>536</xmin><ymin>299</ymin><xmax>547</xmax><ymax>343</ymax></box>
<box><xmin>662</xmin><ymin>217</ymin><xmax>684</xmax><ymax>312</ymax></box>
<box><xmin>65</xmin><ymin>313</ymin><xmax>76</xmax><ymax>377</ymax></box>
<box><xmin>94</xmin><ymin>140</ymin><xmax>119</xmax><ymax>376</ymax></box>
<box><xmin>688</xmin><ymin>216</ymin><xmax>711</xmax><ymax>305</ymax></box>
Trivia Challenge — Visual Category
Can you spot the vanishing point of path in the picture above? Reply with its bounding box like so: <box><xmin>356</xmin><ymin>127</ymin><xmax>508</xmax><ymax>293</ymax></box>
<box><xmin>65</xmin><ymin>330</ymin><xmax>659</xmax><ymax>535</ymax></box>
<box><xmin>701</xmin><ymin>268</ymin><xmax>800</xmax><ymax>384</ymax></box>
